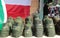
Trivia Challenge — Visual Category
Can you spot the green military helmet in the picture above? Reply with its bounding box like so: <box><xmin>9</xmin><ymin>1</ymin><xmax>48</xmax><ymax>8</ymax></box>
<box><xmin>32</xmin><ymin>12</ymin><xmax>44</xmax><ymax>37</ymax></box>
<box><xmin>44</xmin><ymin>16</ymin><xmax>56</xmax><ymax>37</ymax></box>
<box><xmin>15</xmin><ymin>17</ymin><xmax>24</xmax><ymax>35</ymax></box>
<box><xmin>0</xmin><ymin>23</ymin><xmax>9</xmax><ymax>37</ymax></box>
<box><xmin>34</xmin><ymin>16</ymin><xmax>43</xmax><ymax>37</ymax></box>
<box><xmin>24</xmin><ymin>16</ymin><xmax>32</xmax><ymax>37</ymax></box>
<box><xmin>32</xmin><ymin>12</ymin><xmax>39</xmax><ymax>36</ymax></box>
<box><xmin>12</xmin><ymin>17</ymin><xmax>24</xmax><ymax>37</ymax></box>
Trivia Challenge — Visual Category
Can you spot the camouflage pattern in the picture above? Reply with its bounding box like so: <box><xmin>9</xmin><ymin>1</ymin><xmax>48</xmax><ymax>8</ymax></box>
<box><xmin>44</xmin><ymin>16</ymin><xmax>56</xmax><ymax>37</ymax></box>
<box><xmin>24</xmin><ymin>16</ymin><xmax>32</xmax><ymax>37</ymax></box>
<box><xmin>0</xmin><ymin>23</ymin><xmax>9</xmax><ymax>37</ymax></box>
<box><xmin>36</xmin><ymin>19</ymin><xmax>43</xmax><ymax>37</ymax></box>
<box><xmin>7</xmin><ymin>17</ymin><xmax>14</xmax><ymax>24</ymax></box>
<box><xmin>12</xmin><ymin>17</ymin><xmax>24</xmax><ymax>37</ymax></box>
<box><xmin>0</xmin><ymin>17</ymin><xmax>14</xmax><ymax>37</ymax></box>
<box><xmin>7</xmin><ymin>17</ymin><xmax>14</xmax><ymax>29</ymax></box>
<box><xmin>34</xmin><ymin>13</ymin><xmax>43</xmax><ymax>37</ymax></box>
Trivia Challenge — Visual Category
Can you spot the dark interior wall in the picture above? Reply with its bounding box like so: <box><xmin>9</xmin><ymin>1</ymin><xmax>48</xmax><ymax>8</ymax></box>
<box><xmin>44</xmin><ymin>0</ymin><xmax>52</xmax><ymax>4</ymax></box>
<box><xmin>44</xmin><ymin>0</ymin><xmax>52</xmax><ymax>16</ymax></box>
<box><xmin>48</xmin><ymin>0</ymin><xmax>52</xmax><ymax>3</ymax></box>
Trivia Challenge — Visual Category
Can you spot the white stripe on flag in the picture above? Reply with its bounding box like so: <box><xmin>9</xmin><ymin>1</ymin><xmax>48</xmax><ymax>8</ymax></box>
<box><xmin>2</xmin><ymin>0</ymin><xmax>7</xmax><ymax>23</ymax></box>
<box><xmin>4</xmin><ymin>0</ymin><xmax>31</xmax><ymax>6</ymax></box>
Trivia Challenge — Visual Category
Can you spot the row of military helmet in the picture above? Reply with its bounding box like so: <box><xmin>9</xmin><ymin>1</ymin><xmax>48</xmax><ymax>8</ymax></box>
<box><xmin>0</xmin><ymin>12</ymin><xmax>58</xmax><ymax>37</ymax></box>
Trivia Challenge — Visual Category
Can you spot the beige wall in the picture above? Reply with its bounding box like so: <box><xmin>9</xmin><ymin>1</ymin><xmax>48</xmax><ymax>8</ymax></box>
<box><xmin>30</xmin><ymin>0</ymin><xmax>39</xmax><ymax>15</ymax></box>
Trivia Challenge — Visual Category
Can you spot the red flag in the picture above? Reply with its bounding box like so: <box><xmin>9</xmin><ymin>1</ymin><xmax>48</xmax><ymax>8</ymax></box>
<box><xmin>4</xmin><ymin>0</ymin><xmax>31</xmax><ymax>19</ymax></box>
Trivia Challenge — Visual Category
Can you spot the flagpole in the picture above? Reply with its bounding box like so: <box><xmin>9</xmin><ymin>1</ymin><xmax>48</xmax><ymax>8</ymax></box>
<box><xmin>39</xmin><ymin>0</ymin><xmax>44</xmax><ymax>20</ymax></box>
